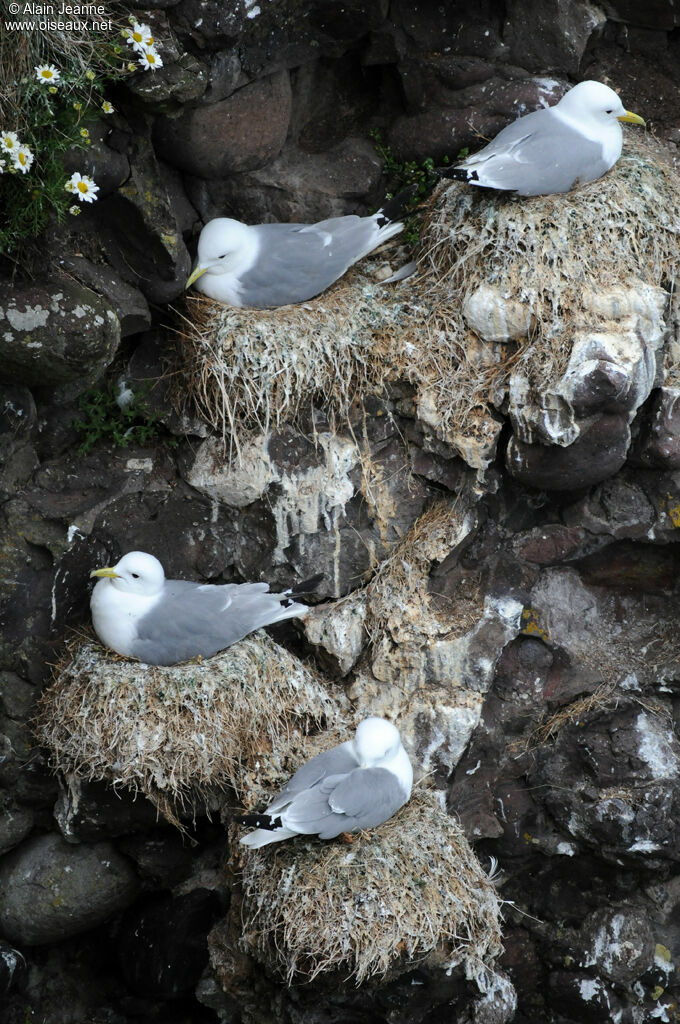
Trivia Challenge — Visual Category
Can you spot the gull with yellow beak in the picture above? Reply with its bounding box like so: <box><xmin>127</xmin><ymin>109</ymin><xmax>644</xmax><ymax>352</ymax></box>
<box><xmin>184</xmin><ymin>190</ymin><xmax>414</xmax><ymax>309</ymax></box>
<box><xmin>238</xmin><ymin>717</ymin><xmax>413</xmax><ymax>848</ymax></box>
<box><xmin>451</xmin><ymin>80</ymin><xmax>645</xmax><ymax>197</ymax></box>
<box><xmin>90</xmin><ymin>551</ymin><xmax>316</xmax><ymax>666</ymax></box>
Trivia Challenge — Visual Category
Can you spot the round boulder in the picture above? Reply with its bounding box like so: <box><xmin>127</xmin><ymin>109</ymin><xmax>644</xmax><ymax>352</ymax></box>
<box><xmin>0</xmin><ymin>279</ymin><xmax>120</xmax><ymax>398</ymax></box>
<box><xmin>0</xmin><ymin>833</ymin><xmax>138</xmax><ymax>944</ymax></box>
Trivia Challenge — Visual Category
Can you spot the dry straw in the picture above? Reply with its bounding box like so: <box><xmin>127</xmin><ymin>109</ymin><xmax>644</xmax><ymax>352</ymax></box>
<box><xmin>34</xmin><ymin>634</ymin><xmax>345</xmax><ymax>822</ymax></box>
<box><xmin>176</xmin><ymin>137</ymin><xmax>680</xmax><ymax>459</ymax></box>
<box><xmin>238</xmin><ymin>788</ymin><xmax>503</xmax><ymax>985</ymax></box>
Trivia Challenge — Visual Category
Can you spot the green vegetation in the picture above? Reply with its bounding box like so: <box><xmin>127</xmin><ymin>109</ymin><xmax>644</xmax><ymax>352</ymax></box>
<box><xmin>370</xmin><ymin>129</ymin><xmax>458</xmax><ymax>242</ymax></box>
<box><xmin>0</xmin><ymin>13</ymin><xmax>131</xmax><ymax>256</ymax></box>
<box><xmin>370</xmin><ymin>128</ymin><xmax>448</xmax><ymax>206</ymax></box>
<box><xmin>73</xmin><ymin>380</ymin><xmax>162</xmax><ymax>454</ymax></box>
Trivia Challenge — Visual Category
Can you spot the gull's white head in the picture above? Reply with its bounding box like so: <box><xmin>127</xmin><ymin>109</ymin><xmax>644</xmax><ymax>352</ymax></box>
<box><xmin>353</xmin><ymin>717</ymin><xmax>403</xmax><ymax>766</ymax></box>
<box><xmin>90</xmin><ymin>551</ymin><xmax>165</xmax><ymax>596</ymax></box>
<box><xmin>185</xmin><ymin>218</ymin><xmax>254</xmax><ymax>289</ymax></box>
<box><xmin>556</xmin><ymin>80</ymin><xmax>645</xmax><ymax>129</ymax></box>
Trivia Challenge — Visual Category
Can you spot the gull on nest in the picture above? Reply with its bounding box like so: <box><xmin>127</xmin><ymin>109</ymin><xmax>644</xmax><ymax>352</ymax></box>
<box><xmin>238</xmin><ymin>717</ymin><xmax>413</xmax><ymax>848</ymax></box>
<box><xmin>90</xmin><ymin>551</ymin><xmax>318</xmax><ymax>666</ymax></box>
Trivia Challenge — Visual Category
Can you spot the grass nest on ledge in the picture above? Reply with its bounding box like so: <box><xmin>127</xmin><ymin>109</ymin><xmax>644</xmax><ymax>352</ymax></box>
<box><xmin>34</xmin><ymin>634</ymin><xmax>347</xmax><ymax>825</ymax></box>
<box><xmin>235</xmin><ymin>788</ymin><xmax>503</xmax><ymax>987</ymax></box>
<box><xmin>174</xmin><ymin>137</ymin><xmax>680</xmax><ymax>467</ymax></box>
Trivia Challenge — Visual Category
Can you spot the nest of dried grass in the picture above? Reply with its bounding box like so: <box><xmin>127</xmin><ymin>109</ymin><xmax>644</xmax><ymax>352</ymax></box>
<box><xmin>237</xmin><ymin>788</ymin><xmax>502</xmax><ymax>986</ymax></box>
<box><xmin>417</xmin><ymin>135</ymin><xmax>680</xmax><ymax>411</ymax></box>
<box><xmin>175</xmin><ymin>137</ymin><xmax>680</xmax><ymax>463</ymax></box>
<box><xmin>175</xmin><ymin>259</ymin><xmax>422</xmax><ymax>455</ymax></box>
<box><xmin>34</xmin><ymin>635</ymin><xmax>346</xmax><ymax>823</ymax></box>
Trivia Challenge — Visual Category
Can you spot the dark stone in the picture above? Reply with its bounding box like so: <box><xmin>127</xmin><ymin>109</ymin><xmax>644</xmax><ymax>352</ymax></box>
<box><xmin>115</xmin><ymin>890</ymin><xmax>220</xmax><ymax>998</ymax></box>
<box><xmin>506</xmin><ymin>415</ymin><xmax>631</xmax><ymax>491</ymax></box>
<box><xmin>87</xmin><ymin>136</ymin><xmax>191</xmax><ymax>304</ymax></box>
<box><xmin>61</xmin><ymin>122</ymin><xmax>130</xmax><ymax>199</ymax></box>
<box><xmin>159</xmin><ymin>160</ymin><xmax>200</xmax><ymax>236</ymax></box>
<box><xmin>388</xmin><ymin>76</ymin><xmax>565</xmax><ymax>163</ymax></box>
<box><xmin>0</xmin><ymin>503</ymin><xmax>59</xmax><ymax>681</ymax></box>
<box><xmin>58</xmin><ymin>256</ymin><xmax>151</xmax><ymax>339</ymax></box>
<box><xmin>170</xmin><ymin>0</ymin><xmax>248</xmax><ymax>50</ymax></box>
<box><xmin>603</xmin><ymin>0</ymin><xmax>680</xmax><ymax>30</ymax></box>
<box><xmin>116</xmin><ymin>830</ymin><xmax>196</xmax><ymax>887</ymax></box>
<box><xmin>390</xmin><ymin>0</ymin><xmax>503</xmax><ymax>53</ymax></box>
<box><xmin>0</xmin><ymin>802</ymin><xmax>34</xmax><ymax>857</ymax></box>
<box><xmin>126</xmin><ymin>52</ymin><xmax>208</xmax><ymax>109</ymax></box>
<box><xmin>0</xmin><ymin>833</ymin><xmax>138</xmax><ymax>945</ymax></box>
<box><xmin>0</xmin><ymin>672</ymin><xmax>35</xmax><ymax>721</ymax></box>
<box><xmin>547</xmin><ymin>970</ymin><xmax>621</xmax><ymax>1022</ymax></box>
<box><xmin>153</xmin><ymin>70</ymin><xmax>292</xmax><ymax>178</ymax></box>
<box><xmin>528</xmin><ymin>701</ymin><xmax>680</xmax><ymax>866</ymax></box>
<box><xmin>0</xmin><ymin>940</ymin><xmax>26</xmax><ymax>995</ymax></box>
<box><xmin>579</xmin><ymin>905</ymin><xmax>654</xmax><ymax>985</ymax></box>
<box><xmin>0</xmin><ymin>384</ymin><xmax>37</xmax><ymax>440</ymax></box>
<box><xmin>54</xmin><ymin>777</ymin><xmax>160</xmax><ymax>843</ymax></box>
<box><xmin>125</xmin><ymin>330</ymin><xmax>209</xmax><ymax>437</ymax></box>
<box><xmin>503</xmin><ymin>0</ymin><xmax>606</xmax><ymax>75</ymax></box>
<box><xmin>203</xmin><ymin>49</ymin><xmax>247</xmax><ymax>103</ymax></box>
<box><xmin>569</xmin><ymin>356</ymin><xmax>652</xmax><ymax>418</ymax></box>
<box><xmin>190</xmin><ymin>136</ymin><xmax>384</xmax><ymax>224</ymax></box>
<box><xmin>563</xmin><ymin>475</ymin><xmax>656</xmax><ymax>538</ymax></box>
<box><xmin>631</xmin><ymin>386</ymin><xmax>680</xmax><ymax>468</ymax></box>
<box><xmin>514</xmin><ymin>524</ymin><xmax>588</xmax><ymax>565</ymax></box>
<box><xmin>572</xmin><ymin>539</ymin><xmax>680</xmax><ymax>593</ymax></box>
<box><xmin>0</xmin><ymin>278</ymin><xmax>120</xmax><ymax>398</ymax></box>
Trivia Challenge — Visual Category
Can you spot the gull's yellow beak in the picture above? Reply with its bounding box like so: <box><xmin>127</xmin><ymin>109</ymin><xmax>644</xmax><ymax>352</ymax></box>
<box><xmin>90</xmin><ymin>567</ymin><xmax>120</xmax><ymax>579</ymax></box>
<box><xmin>185</xmin><ymin>265</ymin><xmax>208</xmax><ymax>290</ymax></box>
<box><xmin>618</xmin><ymin>110</ymin><xmax>645</xmax><ymax>126</ymax></box>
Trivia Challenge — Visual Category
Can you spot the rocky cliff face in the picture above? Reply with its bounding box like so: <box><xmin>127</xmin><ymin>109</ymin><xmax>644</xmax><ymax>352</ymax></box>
<box><xmin>2</xmin><ymin>2</ymin><xmax>680</xmax><ymax>1023</ymax></box>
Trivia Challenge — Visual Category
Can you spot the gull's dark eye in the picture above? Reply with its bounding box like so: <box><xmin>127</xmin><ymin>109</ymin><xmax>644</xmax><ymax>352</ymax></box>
<box><xmin>606</xmin><ymin>108</ymin><xmax>613</xmax><ymax>114</ymax></box>
<box><xmin>131</xmin><ymin>573</ymin><xmax>140</xmax><ymax>579</ymax></box>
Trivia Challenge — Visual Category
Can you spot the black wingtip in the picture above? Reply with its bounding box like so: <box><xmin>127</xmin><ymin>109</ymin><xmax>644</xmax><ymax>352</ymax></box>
<box><xmin>375</xmin><ymin>183</ymin><xmax>419</xmax><ymax>225</ymax></box>
<box><xmin>289</xmin><ymin>573</ymin><xmax>324</xmax><ymax>595</ymax></box>
<box><xmin>235</xmin><ymin>813</ymin><xmax>283</xmax><ymax>832</ymax></box>
<box><xmin>437</xmin><ymin>166</ymin><xmax>477</xmax><ymax>183</ymax></box>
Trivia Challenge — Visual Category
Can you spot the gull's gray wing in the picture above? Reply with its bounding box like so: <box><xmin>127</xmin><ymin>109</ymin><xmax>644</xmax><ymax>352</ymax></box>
<box><xmin>284</xmin><ymin>765</ymin><xmax>409</xmax><ymax>839</ymax></box>
<box><xmin>129</xmin><ymin>580</ymin><xmax>306</xmax><ymax>666</ymax></box>
<box><xmin>267</xmin><ymin>740</ymin><xmax>357</xmax><ymax>815</ymax></box>
<box><xmin>459</xmin><ymin>110</ymin><xmax>608</xmax><ymax>195</ymax></box>
<box><xmin>237</xmin><ymin>219</ymin><xmax>384</xmax><ymax>308</ymax></box>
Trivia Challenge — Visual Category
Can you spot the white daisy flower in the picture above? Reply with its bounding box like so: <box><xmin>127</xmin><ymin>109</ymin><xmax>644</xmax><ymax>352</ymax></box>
<box><xmin>13</xmin><ymin>145</ymin><xmax>34</xmax><ymax>173</ymax></box>
<box><xmin>0</xmin><ymin>131</ymin><xmax>20</xmax><ymax>154</ymax></box>
<box><xmin>35</xmin><ymin>64</ymin><xmax>60</xmax><ymax>83</ymax></box>
<box><xmin>65</xmin><ymin>172</ymin><xmax>99</xmax><ymax>203</ymax></box>
<box><xmin>125</xmin><ymin>22</ymin><xmax>154</xmax><ymax>52</ymax></box>
<box><xmin>138</xmin><ymin>47</ymin><xmax>163</xmax><ymax>71</ymax></box>
<box><xmin>101</xmin><ymin>100</ymin><xmax>115</xmax><ymax>114</ymax></box>
<box><xmin>69</xmin><ymin>204</ymin><xmax>81</xmax><ymax>216</ymax></box>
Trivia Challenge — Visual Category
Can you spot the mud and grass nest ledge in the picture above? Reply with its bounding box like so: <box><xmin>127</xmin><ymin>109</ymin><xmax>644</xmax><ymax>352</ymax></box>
<box><xmin>174</xmin><ymin>136</ymin><xmax>680</xmax><ymax>460</ymax></box>
<box><xmin>236</xmin><ymin>788</ymin><xmax>503</xmax><ymax>986</ymax></box>
<box><xmin>34</xmin><ymin>633</ymin><xmax>346</xmax><ymax>824</ymax></box>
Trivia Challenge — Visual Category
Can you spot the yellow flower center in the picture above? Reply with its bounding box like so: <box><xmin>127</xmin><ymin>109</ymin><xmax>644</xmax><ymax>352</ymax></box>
<box><xmin>41</xmin><ymin>69</ymin><xmax>53</xmax><ymax>78</ymax></box>
<box><xmin>4</xmin><ymin>137</ymin><xmax>15</xmax><ymax>149</ymax></box>
<box><xmin>77</xmin><ymin>180</ymin><xmax>89</xmax><ymax>193</ymax></box>
<box><xmin>18</xmin><ymin>151</ymin><xmax>27</xmax><ymax>165</ymax></box>
<box><xmin>147</xmin><ymin>53</ymin><xmax>156</xmax><ymax>64</ymax></box>
<box><xmin>132</xmin><ymin>30</ymin><xmax>142</xmax><ymax>42</ymax></box>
